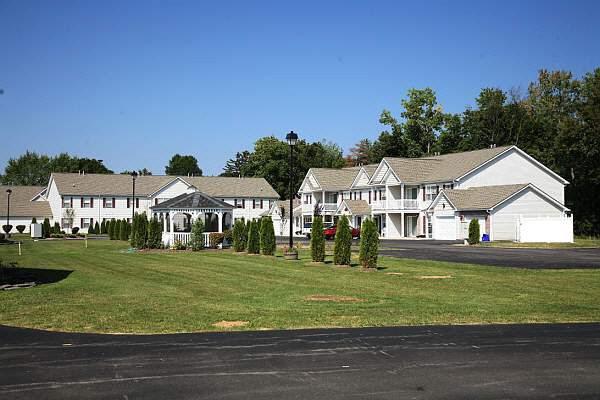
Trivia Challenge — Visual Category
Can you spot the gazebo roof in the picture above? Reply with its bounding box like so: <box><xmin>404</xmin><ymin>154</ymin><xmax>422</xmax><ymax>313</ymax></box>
<box><xmin>150</xmin><ymin>191</ymin><xmax>233</xmax><ymax>210</ymax></box>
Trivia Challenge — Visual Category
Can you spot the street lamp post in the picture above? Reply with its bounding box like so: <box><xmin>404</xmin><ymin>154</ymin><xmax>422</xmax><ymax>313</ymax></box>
<box><xmin>286</xmin><ymin>131</ymin><xmax>298</xmax><ymax>250</ymax></box>
<box><xmin>5</xmin><ymin>189</ymin><xmax>12</xmax><ymax>237</ymax></box>
<box><xmin>131</xmin><ymin>171</ymin><xmax>138</xmax><ymax>222</ymax></box>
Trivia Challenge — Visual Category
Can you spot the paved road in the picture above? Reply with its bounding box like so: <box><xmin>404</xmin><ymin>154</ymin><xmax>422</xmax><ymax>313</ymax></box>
<box><xmin>277</xmin><ymin>237</ymin><xmax>600</xmax><ymax>268</ymax></box>
<box><xmin>1</xmin><ymin>323</ymin><xmax>599</xmax><ymax>399</ymax></box>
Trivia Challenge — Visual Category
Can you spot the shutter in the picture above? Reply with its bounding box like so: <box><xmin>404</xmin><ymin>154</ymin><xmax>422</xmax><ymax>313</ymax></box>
<box><xmin>368</xmin><ymin>191</ymin><xmax>371</xmax><ymax>204</ymax></box>
<box><xmin>127</xmin><ymin>198</ymin><xmax>130</xmax><ymax>208</ymax></box>
<box><xmin>260</xmin><ymin>199</ymin><xmax>263</xmax><ymax>208</ymax></box>
<box><xmin>80</xmin><ymin>218</ymin><xmax>83</xmax><ymax>227</ymax></box>
<box><xmin>359</xmin><ymin>192</ymin><xmax>362</xmax><ymax>200</ymax></box>
<box><xmin>103</xmin><ymin>198</ymin><xmax>106</xmax><ymax>208</ymax></box>
<box><xmin>234</xmin><ymin>199</ymin><xmax>237</xmax><ymax>207</ymax></box>
<box><xmin>90</xmin><ymin>218</ymin><xmax>93</xmax><ymax>226</ymax></box>
<box><xmin>90</xmin><ymin>198</ymin><xmax>94</xmax><ymax>208</ymax></box>
<box><xmin>136</xmin><ymin>198</ymin><xmax>139</xmax><ymax>208</ymax></box>
<box><xmin>112</xmin><ymin>198</ymin><xmax>115</xmax><ymax>208</ymax></box>
<box><xmin>155</xmin><ymin>198</ymin><xmax>158</xmax><ymax>205</ymax></box>
<box><xmin>374</xmin><ymin>190</ymin><xmax>377</xmax><ymax>201</ymax></box>
<box><xmin>70</xmin><ymin>197</ymin><xmax>73</xmax><ymax>207</ymax></box>
<box><xmin>242</xmin><ymin>199</ymin><xmax>245</xmax><ymax>208</ymax></box>
<box><xmin>253</xmin><ymin>199</ymin><xmax>256</xmax><ymax>209</ymax></box>
<box><xmin>80</xmin><ymin>197</ymin><xmax>83</xmax><ymax>207</ymax></box>
<box><xmin>423</xmin><ymin>187</ymin><xmax>425</xmax><ymax>201</ymax></box>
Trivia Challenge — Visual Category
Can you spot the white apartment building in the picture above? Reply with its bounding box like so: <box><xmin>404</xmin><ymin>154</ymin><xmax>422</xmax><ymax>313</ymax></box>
<box><xmin>298</xmin><ymin>146</ymin><xmax>573</xmax><ymax>242</ymax></box>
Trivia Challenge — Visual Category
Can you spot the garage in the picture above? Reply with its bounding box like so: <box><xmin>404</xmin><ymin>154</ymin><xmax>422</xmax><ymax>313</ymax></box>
<box><xmin>433</xmin><ymin>215</ymin><xmax>456</xmax><ymax>240</ymax></box>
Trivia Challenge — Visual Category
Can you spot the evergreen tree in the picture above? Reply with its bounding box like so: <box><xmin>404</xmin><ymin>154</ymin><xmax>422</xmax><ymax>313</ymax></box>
<box><xmin>115</xmin><ymin>220</ymin><xmax>122</xmax><ymax>240</ymax></box>
<box><xmin>310</xmin><ymin>216</ymin><xmax>325</xmax><ymax>262</ymax></box>
<box><xmin>42</xmin><ymin>218</ymin><xmax>51</xmax><ymax>238</ymax></box>
<box><xmin>94</xmin><ymin>221</ymin><xmax>100</xmax><ymax>235</ymax></box>
<box><xmin>190</xmin><ymin>218</ymin><xmax>205</xmax><ymax>251</ymax></box>
<box><xmin>333</xmin><ymin>215</ymin><xmax>352</xmax><ymax>265</ymax></box>
<box><xmin>31</xmin><ymin>217</ymin><xmax>37</xmax><ymax>224</ymax></box>
<box><xmin>244</xmin><ymin>220</ymin><xmax>251</xmax><ymax>249</ymax></box>
<box><xmin>130</xmin><ymin>214</ymin><xmax>138</xmax><ymax>246</ymax></box>
<box><xmin>468</xmin><ymin>219</ymin><xmax>480</xmax><ymax>245</ymax></box>
<box><xmin>108</xmin><ymin>220</ymin><xmax>115</xmax><ymax>240</ymax></box>
<box><xmin>359</xmin><ymin>218</ymin><xmax>379</xmax><ymax>268</ymax></box>
<box><xmin>53</xmin><ymin>222</ymin><xmax>61</xmax><ymax>234</ymax></box>
<box><xmin>119</xmin><ymin>219</ymin><xmax>128</xmax><ymax>241</ymax></box>
<box><xmin>260</xmin><ymin>217</ymin><xmax>276</xmax><ymax>255</ymax></box>
<box><xmin>146</xmin><ymin>218</ymin><xmax>162</xmax><ymax>249</ymax></box>
<box><xmin>100</xmin><ymin>220</ymin><xmax>106</xmax><ymax>234</ymax></box>
<box><xmin>247</xmin><ymin>220</ymin><xmax>260</xmax><ymax>254</ymax></box>
<box><xmin>232</xmin><ymin>219</ymin><xmax>246</xmax><ymax>252</ymax></box>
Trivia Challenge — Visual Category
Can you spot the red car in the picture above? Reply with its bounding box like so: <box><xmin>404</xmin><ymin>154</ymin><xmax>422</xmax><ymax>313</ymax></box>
<box><xmin>324</xmin><ymin>225</ymin><xmax>360</xmax><ymax>240</ymax></box>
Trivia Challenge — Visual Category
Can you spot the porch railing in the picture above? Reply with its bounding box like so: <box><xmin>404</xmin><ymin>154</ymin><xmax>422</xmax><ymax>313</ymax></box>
<box><xmin>372</xmin><ymin>199</ymin><xmax>419</xmax><ymax>210</ymax></box>
<box><xmin>302</xmin><ymin>203</ymin><xmax>337</xmax><ymax>213</ymax></box>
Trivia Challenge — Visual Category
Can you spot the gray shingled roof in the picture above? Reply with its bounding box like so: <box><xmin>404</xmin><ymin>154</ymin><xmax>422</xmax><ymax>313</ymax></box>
<box><xmin>150</xmin><ymin>191</ymin><xmax>233</xmax><ymax>210</ymax></box>
<box><xmin>309</xmin><ymin>168</ymin><xmax>361</xmax><ymax>191</ymax></box>
<box><xmin>267</xmin><ymin>199</ymin><xmax>301</xmax><ymax>217</ymax></box>
<box><xmin>362</xmin><ymin>164</ymin><xmax>379</xmax><ymax>178</ymax></box>
<box><xmin>440</xmin><ymin>184</ymin><xmax>529</xmax><ymax>210</ymax></box>
<box><xmin>51</xmin><ymin>173</ymin><xmax>279</xmax><ymax>198</ymax></box>
<box><xmin>382</xmin><ymin>146</ymin><xmax>513</xmax><ymax>184</ymax></box>
<box><xmin>340</xmin><ymin>199</ymin><xmax>371</xmax><ymax>215</ymax></box>
<box><xmin>0</xmin><ymin>186</ymin><xmax>52</xmax><ymax>218</ymax></box>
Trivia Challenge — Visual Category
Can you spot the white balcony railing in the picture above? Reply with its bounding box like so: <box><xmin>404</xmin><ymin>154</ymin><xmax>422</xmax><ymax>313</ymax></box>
<box><xmin>371</xmin><ymin>199</ymin><xmax>419</xmax><ymax>211</ymax></box>
<box><xmin>302</xmin><ymin>203</ymin><xmax>338</xmax><ymax>213</ymax></box>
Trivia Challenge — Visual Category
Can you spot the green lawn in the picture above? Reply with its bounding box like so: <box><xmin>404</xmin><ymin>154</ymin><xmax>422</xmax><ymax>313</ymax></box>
<box><xmin>477</xmin><ymin>238</ymin><xmax>600</xmax><ymax>248</ymax></box>
<box><xmin>1</xmin><ymin>239</ymin><xmax>599</xmax><ymax>333</ymax></box>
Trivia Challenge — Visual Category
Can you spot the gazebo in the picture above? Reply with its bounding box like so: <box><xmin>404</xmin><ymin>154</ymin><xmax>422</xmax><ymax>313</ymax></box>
<box><xmin>149</xmin><ymin>191</ymin><xmax>234</xmax><ymax>247</ymax></box>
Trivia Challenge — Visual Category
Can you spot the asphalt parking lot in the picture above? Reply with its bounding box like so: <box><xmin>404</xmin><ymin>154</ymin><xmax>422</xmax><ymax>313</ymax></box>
<box><xmin>1</xmin><ymin>323</ymin><xmax>599</xmax><ymax>399</ymax></box>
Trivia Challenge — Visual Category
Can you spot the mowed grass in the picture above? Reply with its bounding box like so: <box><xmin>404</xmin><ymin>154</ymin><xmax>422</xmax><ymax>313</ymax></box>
<box><xmin>1</xmin><ymin>239</ymin><xmax>599</xmax><ymax>333</ymax></box>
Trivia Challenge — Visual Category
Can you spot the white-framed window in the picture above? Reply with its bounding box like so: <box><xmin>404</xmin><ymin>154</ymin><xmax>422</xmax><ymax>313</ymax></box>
<box><xmin>379</xmin><ymin>189</ymin><xmax>386</xmax><ymax>200</ymax></box>
<box><xmin>62</xmin><ymin>197</ymin><xmax>71</xmax><ymax>208</ymax></box>
<box><xmin>103</xmin><ymin>198</ymin><xmax>114</xmax><ymax>208</ymax></box>
<box><xmin>61</xmin><ymin>218</ymin><xmax>71</xmax><ymax>229</ymax></box>
<box><xmin>443</xmin><ymin>183</ymin><xmax>454</xmax><ymax>190</ymax></box>
<box><xmin>304</xmin><ymin>215</ymin><xmax>312</xmax><ymax>224</ymax></box>
<box><xmin>304</xmin><ymin>194</ymin><xmax>312</xmax><ymax>204</ymax></box>
<box><xmin>82</xmin><ymin>197</ymin><xmax>92</xmax><ymax>208</ymax></box>
<box><xmin>234</xmin><ymin>199</ymin><xmax>244</xmax><ymax>208</ymax></box>
<box><xmin>82</xmin><ymin>218</ymin><xmax>92</xmax><ymax>228</ymax></box>
<box><xmin>425</xmin><ymin>185</ymin><xmax>439</xmax><ymax>200</ymax></box>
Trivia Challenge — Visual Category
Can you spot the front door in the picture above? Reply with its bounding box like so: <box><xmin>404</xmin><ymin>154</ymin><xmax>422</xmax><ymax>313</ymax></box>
<box><xmin>356</xmin><ymin>216</ymin><xmax>362</xmax><ymax>229</ymax></box>
<box><xmin>405</xmin><ymin>215</ymin><xmax>417</xmax><ymax>237</ymax></box>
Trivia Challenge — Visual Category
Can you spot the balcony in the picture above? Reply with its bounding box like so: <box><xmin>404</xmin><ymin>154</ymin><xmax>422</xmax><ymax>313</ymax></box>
<box><xmin>371</xmin><ymin>199</ymin><xmax>419</xmax><ymax>211</ymax></box>
<box><xmin>302</xmin><ymin>203</ymin><xmax>338</xmax><ymax>213</ymax></box>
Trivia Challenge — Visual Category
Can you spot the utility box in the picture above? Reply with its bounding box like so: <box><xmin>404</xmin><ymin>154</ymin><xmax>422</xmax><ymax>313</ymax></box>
<box><xmin>30</xmin><ymin>223</ymin><xmax>42</xmax><ymax>238</ymax></box>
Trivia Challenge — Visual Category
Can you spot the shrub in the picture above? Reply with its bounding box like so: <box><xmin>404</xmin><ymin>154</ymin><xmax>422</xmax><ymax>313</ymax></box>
<box><xmin>53</xmin><ymin>222</ymin><xmax>61</xmax><ymax>234</ymax></box>
<box><xmin>115</xmin><ymin>220</ymin><xmax>122</xmax><ymax>239</ymax></box>
<box><xmin>88</xmin><ymin>223</ymin><xmax>95</xmax><ymax>234</ymax></box>
<box><xmin>146</xmin><ymin>218</ymin><xmax>162</xmax><ymax>249</ymax></box>
<box><xmin>190</xmin><ymin>218</ymin><xmax>205</xmax><ymax>251</ymax></box>
<box><xmin>209</xmin><ymin>232</ymin><xmax>224</xmax><ymax>248</ymax></box>
<box><xmin>0</xmin><ymin>233</ymin><xmax>5</xmax><ymax>242</ymax></box>
<box><xmin>72</xmin><ymin>227</ymin><xmax>80</xmax><ymax>234</ymax></box>
<box><xmin>223</xmin><ymin>228</ymin><xmax>233</xmax><ymax>243</ymax></box>
<box><xmin>31</xmin><ymin>217</ymin><xmax>37</xmax><ymax>224</ymax></box>
<box><xmin>131</xmin><ymin>213</ymin><xmax>148</xmax><ymax>248</ymax></box>
<box><xmin>260</xmin><ymin>217</ymin><xmax>276</xmax><ymax>255</ymax></box>
<box><xmin>333</xmin><ymin>215</ymin><xmax>352</xmax><ymax>265</ymax></box>
<box><xmin>120</xmin><ymin>219</ymin><xmax>129</xmax><ymax>241</ymax></box>
<box><xmin>42</xmin><ymin>218</ymin><xmax>51</xmax><ymax>238</ymax></box>
<box><xmin>244</xmin><ymin>220</ymin><xmax>251</xmax><ymax>245</ymax></box>
<box><xmin>50</xmin><ymin>233</ymin><xmax>65</xmax><ymax>239</ymax></box>
<box><xmin>232</xmin><ymin>220</ymin><xmax>246</xmax><ymax>251</ymax></box>
<box><xmin>359</xmin><ymin>218</ymin><xmax>379</xmax><ymax>268</ymax></box>
<box><xmin>172</xmin><ymin>240</ymin><xmax>186</xmax><ymax>250</ymax></box>
<box><xmin>2</xmin><ymin>225</ymin><xmax>12</xmax><ymax>234</ymax></box>
<box><xmin>310</xmin><ymin>216</ymin><xmax>325</xmax><ymax>262</ymax></box>
<box><xmin>16</xmin><ymin>225</ymin><xmax>26</xmax><ymax>234</ymax></box>
<box><xmin>100</xmin><ymin>220</ymin><xmax>106</xmax><ymax>234</ymax></box>
<box><xmin>247</xmin><ymin>220</ymin><xmax>260</xmax><ymax>254</ymax></box>
<box><xmin>468</xmin><ymin>219</ymin><xmax>480</xmax><ymax>245</ymax></box>
<box><xmin>107</xmin><ymin>220</ymin><xmax>114</xmax><ymax>239</ymax></box>
<box><xmin>94</xmin><ymin>221</ymin><xmax>100</xmax><ymax>235</ymax></box>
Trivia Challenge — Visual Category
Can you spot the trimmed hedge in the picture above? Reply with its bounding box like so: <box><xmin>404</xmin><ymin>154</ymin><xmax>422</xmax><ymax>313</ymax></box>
<box><xmin>16</xmin><ymin>225</ymin><xmax>26</xmax><ymax>234</ymax></box>
<box><xmin>260</xmin><ymin>217</ymin><xmax>276</xmax><ymax>255</ymax></box>
<box><xmin>333</xmin><ymin>215</ymin><xmax>352</xmax><ymax>265</ymax></box>
<box><xmin>42</xmin><ymin>218</ymin><xmax>51</xmax><ymax>238</ymax></box>
<box><xmin>359</xmin><ymin>218</ymin><xmax>379</xmax><ymax>268</ymax></box>
<box><xmin>72</xmin><ymin>227</ymin><xmax>80</xmax><ymax>234</ymax></box>
<box><xmin>2</xmin><ymin>225</ymin><xmax>12</xmax><ymax>234</ymax></box>
<box><xmin>209</xmin><ymin>232</ymin><xmax>225</xmax><ymax>248</ymax></box>
<box><xmin>468</xmin><ymin>219</ymin><xmax>480</xmax><ymax>245</ymax></box>
<box><xmin>147</xmin><ymin>218</ymin><xmax>162</xmax><ymax>249</ymax></box>
<box><xmin>310</xmin><ymin>216</ymin><xmax>325</xmax><ymax>262</ymax></box>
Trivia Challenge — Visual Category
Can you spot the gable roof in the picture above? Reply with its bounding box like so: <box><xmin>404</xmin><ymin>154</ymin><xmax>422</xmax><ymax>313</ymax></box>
<box><xmin>382</xmin><ymin>146</ymin><xmax>513</xmax><ymax>184</ymax></box>
<box><xmin>0</xmin><ymin>186</ymin><xmax>53</xmax><ymax>218</ymax></box>
<box><xmin>337</xmin><ymin>199</ymin><xmax>371</xmax><ymax>215</ymax></box>
<box><xmin>438</xmin><ymin>184</ymin><xmax>529</xmax><ymax>210</ymax></box>
<box><xmin>266</xmin><ymin>199</ymin><xmax>301</xmax><ymax>218</ymax></box>
<box><xmin>149</xmin><ymin>191</ymin><xmax>233</xmax><ymax>210</ymax></box>
<box><xmin>49</xmin><ymin>173</ymin><xmax>279</xmax><ymax>198</ymax></box>
<box><xmin>308</xmin><ymin>167</ymin><xmax>361</xmax><ymax>191</ymax></box>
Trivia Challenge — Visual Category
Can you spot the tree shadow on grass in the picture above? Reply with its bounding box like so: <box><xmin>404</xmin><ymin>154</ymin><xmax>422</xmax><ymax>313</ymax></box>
<box><xmin>1</xmin><ymin>268</ymin><xmax>73</xmax><ymax>286</ymax></box>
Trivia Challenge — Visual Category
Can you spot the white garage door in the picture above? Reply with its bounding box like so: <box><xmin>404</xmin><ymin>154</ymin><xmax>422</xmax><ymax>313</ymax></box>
<box><xmin>434</xmin><ymin>216</ymin><xmax>456</xmax><ymax>240</ymax></box>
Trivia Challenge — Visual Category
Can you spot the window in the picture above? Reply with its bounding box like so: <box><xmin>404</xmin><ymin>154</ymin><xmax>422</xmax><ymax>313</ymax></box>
<box><xmin>252</xmin><ymin>199</ymin><xmax>256</xmax><ymax>209</ymax></box>
<box><xmin>81</xmin><ymin>218</ymin><xmax>92</xmax><ymax>228</ymax></box>
<box><xmin>304</xmin><ymin>215</ymin><xmax>312</xmax><ymax>224</ymax></box>
<box><xmin>127</xmin><ymin>198</ymin><xmax>131</xmax><ymax>208</ymax></box>
<box><xmin>81</xmin><ymin>197</ymin><xmax>92</xmax><ymax>208</ymax></box>
<box><xmin>103</xmin><ymin>198</ymin><xmax>114</xmax><ymax>208</ymax></box>
<box><xmin>304</xmin><ymin>194</ymin><xmax>312</xmax><ymax>204</ymax></box>
<box><xmin>61</xmin><ymin>218</ymin><xmax>71</xmax><ymax>229</ymax></box>
<box><xmin>379</xmin><ymin>190</ymin><xmax>386</xmax><ymax>200</ymax></box>
<box><xmin>443</xmin><ymin>183</ymin><xmax>454</xmax><ymax>190</ymax></box>
<box><xmin>425</xmin><ymin>185</ymin><xmax>439</xmax><ymax>201</ymax></box>
<box><xmin>234</xmin><ymin>199</ymin><xmax>244</xmax><ymax>208</ymax></box>
<box><xmin>62</xmin><ymin>197</ymin><xmax>72</xmax><ymax>208</ymax></box>
<box><xmin>324</xmin><ymin>215</ymin><xmax>332</xmax><ymax>223</ymax></box>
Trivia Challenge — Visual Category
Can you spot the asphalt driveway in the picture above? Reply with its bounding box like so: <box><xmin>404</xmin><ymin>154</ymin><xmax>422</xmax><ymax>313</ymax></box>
<box><xmin>379</xmin><ymin>239</ymin><xmax>600</xmax><ymax>268</ymax></box>
<box><xmin>1</xmin><ymin>323</ymin><xmax>599</xmax><ymax>399</ymax></box>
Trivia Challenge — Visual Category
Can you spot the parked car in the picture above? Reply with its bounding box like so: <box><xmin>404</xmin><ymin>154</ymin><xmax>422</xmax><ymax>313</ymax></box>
<box><xmin>305</xmin><ymin>223</ymin><xmax>334</xmax><ymax>239</ymax></box>
<box><xmin>324</xmin><ymin>225</ymin><xmax>360</xmax><ymax>240</ymax></box>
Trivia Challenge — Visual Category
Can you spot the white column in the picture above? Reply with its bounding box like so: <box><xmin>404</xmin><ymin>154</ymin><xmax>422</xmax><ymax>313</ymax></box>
<box><xmin>218</xmin><ymin>211</ymin><xmax>223</xmax><ymax>233</ymax></box>
<box><xmin>162</xmin><ymin>213</ymin><xmax>167</xmax><ymax>232</ymax></box>
<box><xmin>400</xmin><ymin>183</ymin><xmax>404</xmax><ymax>209</ymax></box>
<box><xmin>400</xmin><ymin>212</ymin><xmax>404</xmax><ymax>238</ymax></box>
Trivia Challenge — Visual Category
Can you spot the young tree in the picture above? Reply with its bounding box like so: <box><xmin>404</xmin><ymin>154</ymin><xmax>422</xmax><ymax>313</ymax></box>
<box><xmin>53</xmin><ymin>222</ymin><xmax>61</xmax><ymax>234</ymax></box>
<box><xmin>134</xmin><ymin>213</ymin><xmax>148</xmax><ymax>248</ymax></box>
<box><xmin>165</xmin><ymin>154</ymin><xmax>202</xmax><ymax>176</ymax></box>
<box><xmin>232</xmin><ymin>219</ymin><xmax>246</xmax><ymax>251</ymax></box>
<box><xmin>146</xmin><ymin>218</ymin><xmax>162</xmax><ymax>249</ymax></box>
<box><xmin>94</xmin><ymin>221</ymin><xmax>100</xmax><ymax>234</ymax></box>
<box><xmin>468</xmin><ymin>219</ymin><xmax>480</xmax><ymax>245</ymax></box>
<box><xmin>310</xmin><ymin>216</ymin><xmax>325</xmax><ymax>262</ymax></box>
<box><xmin>247</xmin><ymin>220</ymin><xmax>260</xmax><ymax>254</ymax></box>
<box><xmin>190</xmin><ymin>218</ymin><xmax>205</xmax><ymax>251</ymax></box>
<box><xmin>42</xmin><ymin>218</ymin><xmax>51</xmax><ymax>238</ymax></box>
<box><xmin>359</xmin><ymin>218</ymin><xmax>379</xmax><ymax>269</ymax></box>
<box><xmin>333</xmin><ymin>215</ymin><xmax>352</xmax><ymax>265</ymax></box>
<box><xmin>88</xmin><ymin>222</ymin><xmax>95</xmax><ymax>234</ymax></box>
<box><xmin>100</xmin><ymin>220</ymin><xmax>106</xmax><ymax>235</ymax></box>
<box><xmin>115</xmin><ymin>220</ymin><xmax>122</xmax><ymax>240</ymax></box>
<box><xmin>260</xmin><ymin>217</ymin><xmax>276</xmax><ymax>255</ymax></box>
<box><xmin>119</xmin><ymin>219</ymin><xmax>129</xmax><ymax>241</ymax></box>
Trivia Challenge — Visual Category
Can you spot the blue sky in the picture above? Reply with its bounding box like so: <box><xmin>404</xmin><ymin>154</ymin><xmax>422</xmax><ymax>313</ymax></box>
<box><xmin>1</xmin><ymin>0</ymin><xmax>599</xmax><ymax>175</ymax></box>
